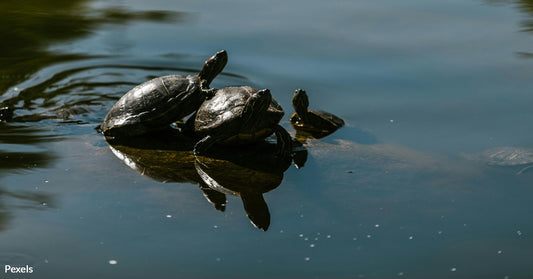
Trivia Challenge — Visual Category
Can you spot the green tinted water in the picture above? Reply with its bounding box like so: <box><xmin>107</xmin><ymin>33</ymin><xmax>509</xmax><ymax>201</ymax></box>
<box><xmin>2</xmin><ymin>0</ymin><xmax>533</xmax><ymax>278</ymax></box>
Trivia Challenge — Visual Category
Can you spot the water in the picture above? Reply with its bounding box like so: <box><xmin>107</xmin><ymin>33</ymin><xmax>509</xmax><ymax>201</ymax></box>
<box><xmin>1</xmin><ymin>0</ymin><xmax>533</xmax><ymax>278</ymax></box>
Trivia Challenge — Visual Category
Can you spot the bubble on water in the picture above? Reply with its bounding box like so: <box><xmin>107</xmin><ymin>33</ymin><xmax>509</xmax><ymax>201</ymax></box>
<box><xmin>450</xmin><ymin>267</ymin><xmax>457</xmax><ymax>272</ymax></box>
<box><xmin>375</xmin><ymin>224</ymin><xmax>380</xmax><ymax>228</ymax></box>
<box><xmin>517</xmin><ymin>230</ymin><xmax>522</xmax><ymax>236</ymax></box>
<box><xmin>213</xmin><ymin>225</ymin><xmax>219</xmax><ymax>229</ymax></box>
<box><xmin>397</xmin><ymin>272</ymin><xmax>404</xmax><ymax>276</ymax></box>
<box><xmin>44</xmin><ymin>180</ymin><xmax>49</xmax><ymax>183</ymax></box>
<box><xmin>389</xmin><ymin>119</ymin><xmax>394</xmax><ymax>123</ymax></box>
<box><xmin>300</xmin><ymin>214</ymin><xmax>304</xmax><ymax>218</ymax></box>
<box><xmin>279</xmin><ymin>230</ymin><xmax>284</xmax><ymax>233</ymax></box>
<box><xmin>309</xmin><ymin>244</ymin><xmax>315</xmax><ymax>248</ymax></box>
<box><xmin>326</xmin><ymin>235</ymin><xmax>332</xmax><ymax>239</ymax></box>
<box><xmin>408</xmin><ymin>236</ymin><xmax>414</xmax><ymax>240</ymax></box>
<box><xmin>299</xmin><ymin>234</ymin><xmax>304</xmax><ymax>238</ymax></box>
<box><xmin>44</xmin><ymin>259</ymin><xmax>49</xmax><ymax>264</ymax></box>
<box><xmin>41</xmin><ymin>202</ymin><xmax>48</xmax><ymax>206</ymax></box>
<box><xmin>353</xmin><ymin>237</ymin><xmax>358</xmax><ymax>241</ymax></box>
<box><xmin>366</xmin><ymin>234</ymin><xmax>372</xmax><ymax>238</ymax></box>
<box><xmin>165</xmin><ymin>214</ymin><xmax>172</xmax><ymax>218</ymax></box>
<box><xmin>304</xmin><ymin>237</ymin><xmax>309</xmax><ymax>241</ymax></box>
<box><xmin>108</xmin><ymin>260</ymin><xmax>118</xmax><ymax>265</ymax></box>
<box><xmin>304</xmin><ymin>257</ymin><xmax>310</xmax><ymax>261</ymax></box>
<box><xmin>314</xmin><ymin>237</ymin><xmax>318</xmax><ymax>241</ymax></box>
<box><xmin>437</xmin><ymin>230</ymin><xmax>443</xmax><ymax>235</ymax></box>
<box><xmin>497</xmin><ymin>250</ymin><xmax>503</xmax><ymax>254</ymax></box>
<box><xmin>216</xmin><ymin>257</ymin><xmax>221</xmax><ymax>262</ymax></box>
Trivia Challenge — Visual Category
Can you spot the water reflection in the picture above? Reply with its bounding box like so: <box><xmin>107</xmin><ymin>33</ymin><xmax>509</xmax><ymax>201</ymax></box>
<box><xmin>0</xmin><ymin>124</ymin><xmax>57</xmax><ymax>231</ymax></box>
<box><xmin>105</xmin><ymin>128</ymin><xmax>293</xmax><ymax>231</ymax></box>
<box><xmin>195</xmin><ymin>143</ymin><xmax>292</xmax><ymax>231</ymax></box>
<box><xmin>0</xmin><ymin>0</ymin><xmax>187</xmax><ymax>94</ymax></box>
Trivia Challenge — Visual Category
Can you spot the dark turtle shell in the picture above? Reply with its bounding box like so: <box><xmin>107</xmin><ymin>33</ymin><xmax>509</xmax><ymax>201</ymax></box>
<box><xmin>194</xmin><ymin>86</ymin><xmax>284</xmax><ymax>144</ymax></box>
<box><xmin>101</xmin><ymin>75</ymin><xmax>201</xmax><ymax>137</ymax></box>
<box><xmin>101</xmin><ymin>50</ymin><xmax>228</xmax><ymax>137</ymax></box>
<box><xmin>290</xmin><ymin>110</ymin><xmax>345</xmax><ymax>132</ymax></box>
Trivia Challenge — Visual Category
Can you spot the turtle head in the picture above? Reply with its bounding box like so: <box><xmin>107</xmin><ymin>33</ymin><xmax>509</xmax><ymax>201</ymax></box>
<box><xmin>199</xmin><ymin>50</ymin><xmax>228</xmax><ymax>88</ymax></box>
<box><xmin>292</xmin><ymin>89</ymin><xmax>310</xmax><ymax>123</ymax></box>
<box><xmin>242</xmin><ymin>89</ymin><xmax>272</xmax><ymax>130</ymax></box>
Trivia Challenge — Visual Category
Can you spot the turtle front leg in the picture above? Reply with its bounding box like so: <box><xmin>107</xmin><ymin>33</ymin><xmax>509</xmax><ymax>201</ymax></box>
<box><xmin>272</xmin><ymin>125</ymin><xmax>292</xmax><ymax>159</ymax></box>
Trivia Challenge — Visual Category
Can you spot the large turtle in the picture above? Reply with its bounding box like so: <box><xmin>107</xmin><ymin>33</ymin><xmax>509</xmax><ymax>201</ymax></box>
<box><xmin>290</xmin><ymin>89</ymin><xmax>344</xmax><ymax>139</ymax></box>
<box><xmin>193</xmin><ymin>86</ymin><xmax>292</xmax><ymax>157</ymax></box>
<box><xmin>100</xmin><ymin>50</ymin><xmax>228</xmax><ymax>137</ymax></box>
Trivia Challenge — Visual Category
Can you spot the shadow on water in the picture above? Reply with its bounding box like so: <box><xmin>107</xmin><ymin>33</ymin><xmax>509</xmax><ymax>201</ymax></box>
<box><xmin>0</xmin><ymin>0</ymin><xmax>189</xmax><ymax>232</ymax></box>
<box><xmin>105</xmin><ymin>128</ymin><xmax>294</xmax><ymax>231</ymax></box>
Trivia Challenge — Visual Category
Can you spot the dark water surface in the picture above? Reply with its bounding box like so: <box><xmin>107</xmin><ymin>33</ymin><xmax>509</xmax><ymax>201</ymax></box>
<box><xmin>2</xmin><ymin>0</ymin><xmax>533</xmax><ymax>278</ymax></box>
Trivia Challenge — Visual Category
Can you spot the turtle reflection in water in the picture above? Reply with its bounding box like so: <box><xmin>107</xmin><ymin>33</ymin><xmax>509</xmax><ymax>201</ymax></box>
<box><xmin>195</xmin><ymin>142</ymin><xmax>292</xmax><ymax>231</ymax></box>
<box><xmin>466</xmin><ymin>146</ymin><xmax>533</xmax><ymax>175</ymax></box>
<box><xmin>105</xmin><ymin>129</ymin><xmax>292</xmax><ymax>230</ymax></box>
<box><xmin>105</xmin><ymin>129</ymin><xmax>227</xmax><ymax>211</ymax></box>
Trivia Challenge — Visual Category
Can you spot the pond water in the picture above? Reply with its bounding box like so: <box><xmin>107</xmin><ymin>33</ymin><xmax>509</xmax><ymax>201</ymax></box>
<box><xmin>1</xmin><ymin>0</ymin><xmax>533</xmax><ymax>278</ymax></box>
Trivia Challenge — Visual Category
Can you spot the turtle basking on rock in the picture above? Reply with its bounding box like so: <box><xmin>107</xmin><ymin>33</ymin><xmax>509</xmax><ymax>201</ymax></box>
<box><xmin>290</xmin><ymin>89</ymin><xmax>344</xmax><ymax>139</ymax></box>
<box><xmin>193</xmin><ymin>86</ymin><xmax>292</xmax><ymax>158</ymax></box>
<box><xmin>100</xmin><ymin>50</ymin><xmax>228</xmax><ymax>137</ymax></box>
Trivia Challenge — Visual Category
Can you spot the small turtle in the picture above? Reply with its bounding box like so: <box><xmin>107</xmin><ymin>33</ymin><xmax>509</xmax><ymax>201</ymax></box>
<box><xmin>470</xmin><ymin>146</ymin><xmax>533</xmax><ymax>174</ymax></box>
<box><xmin>193</xmin><ymin>86</ymin><xmax>292</xmax><ymax>157</ymax></box>
<box><xmin>100</xmin><ymin>50</ymin><xmax>228</xmax><ymax>137</ymax></box>
<box><xmin>290</xmin><ymin>89</ymin><xmax>344</xmax><ymax>138</ymax></box>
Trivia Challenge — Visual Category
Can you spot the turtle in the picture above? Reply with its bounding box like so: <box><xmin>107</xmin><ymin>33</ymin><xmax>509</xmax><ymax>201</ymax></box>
<box><xmin>290</xmin><ymin>89</ymin><xmax>345</xmax><ymax>139</ymax></box>
<box><xmin>193</xmin><ymin>86</ymin><xmax>292</xmax><ymax>157</ymax></box>
<box><xmin>100</xmin><ymin>50</ymin><xmax>228</xmax><ymax>137</ymax></box>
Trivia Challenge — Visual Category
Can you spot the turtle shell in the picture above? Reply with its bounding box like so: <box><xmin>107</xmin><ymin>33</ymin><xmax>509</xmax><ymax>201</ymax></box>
<box><xmin>194</xmin><ymin>86</ymin><xmax>284</xmax><ymax>144</ymax></box>
<box><xmin>290</xmin><ymin>110</ymin><xmax>345</xmax><ymax>132</ymax></box>
<box><xmin>101</xmin><ymin>75</ymin><xmax>201</xmax><ymax>137</ymax></box>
